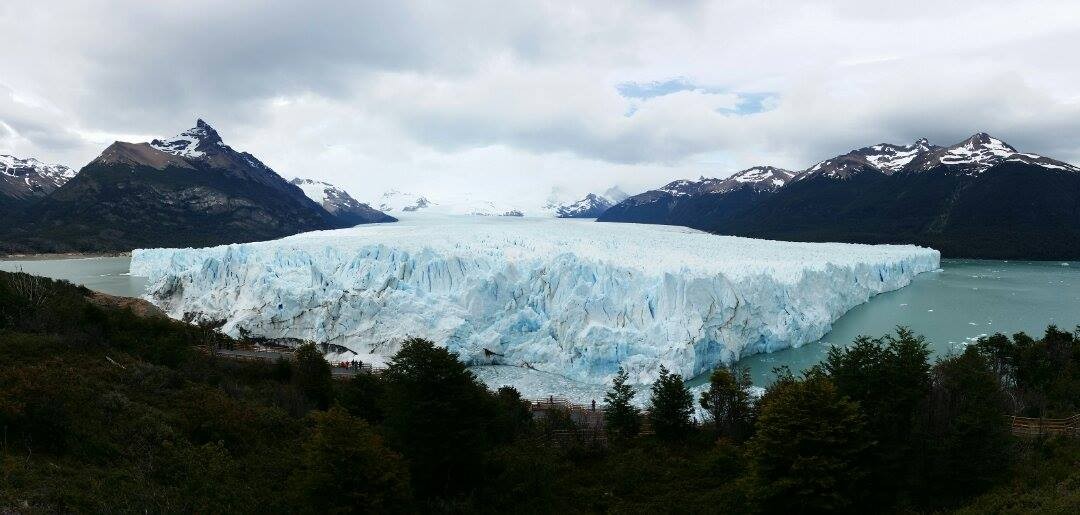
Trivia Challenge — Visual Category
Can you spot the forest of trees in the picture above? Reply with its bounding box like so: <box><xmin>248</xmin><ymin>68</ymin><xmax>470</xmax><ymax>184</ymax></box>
<box><xmin>0</xmin><ymin>270</ymin><xmax>1077</xmax><ymax>513</ymax></box>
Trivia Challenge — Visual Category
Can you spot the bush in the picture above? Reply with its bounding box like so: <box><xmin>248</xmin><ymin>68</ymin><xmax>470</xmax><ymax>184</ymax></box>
<box><xmin>288</xmin><ymin>407</ymin><xmax>412</xmax><ymax>512</ymax></box>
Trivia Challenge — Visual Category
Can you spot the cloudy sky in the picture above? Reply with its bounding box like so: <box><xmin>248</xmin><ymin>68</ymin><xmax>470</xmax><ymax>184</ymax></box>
<box><xmin>2</xmin><ymin>0</ymin><xmax>1080</xmax><ymax>206</ymax></box>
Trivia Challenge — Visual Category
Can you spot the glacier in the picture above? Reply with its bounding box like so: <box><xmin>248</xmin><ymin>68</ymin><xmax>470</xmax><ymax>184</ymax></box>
<box><xmin>130</xmin><ymin>216</ymin><xmax>939</xmax><ymax>386</ymax></box>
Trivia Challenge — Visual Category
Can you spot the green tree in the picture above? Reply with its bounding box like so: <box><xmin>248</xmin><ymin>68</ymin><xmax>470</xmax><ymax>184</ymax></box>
<box><xmin>336</xmin><ymin>370</ymin><xmax>386</xmax><ymax>423</ymax></box>
<box><xmin>747</xmin><ymin>374</ymin><xmax>873</xmax><ymax>512</ymax></box>
<box><xmin>698</xmin><ymin>365</ymin><xmax>754</xmax><ymax>441</ymax></box>
<box><xmin>603</xmin><ymin>367</ymin><xmax>641</xmax><ymax>440</ymax></box>
<box><xmin>918</xmin><ymin>347</ymin><xmax>1012</xmax><ymax>505</ymax></box>
<box><xmin>647</xmin><ymin>366</ymin><xmax>693</xmax><ymax>441</ymax></box>
<box><xmin>823</xmin><ymin>327</ymin><xmax>930</xmax><ymax>504</ymax></box>
<box><xmin>381</xmin><ymin>338</ymin><xmax>495</xmax><ymax>500</ymax></box>
<box><xmin>289</xmin><ymin>407</ymin><xmax>412</xmax><ymax>513</ymax></box>
<box><xmin>292</xmin><ymin>342</ymin><xmax>334</xmax><ymax>409</ymax></box>
<box><xmin>490</xmin><ymin>386</ymin><xmax>532</xmax><ymax>444</ymax></box>
<box><xmin>975</xmin><ymin>326</ymin><xmax>1080</xmax><ymax>417</ymax></box>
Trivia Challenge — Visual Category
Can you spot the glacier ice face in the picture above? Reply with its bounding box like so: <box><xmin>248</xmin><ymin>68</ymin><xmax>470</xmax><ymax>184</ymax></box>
<box><xmin>130</xmin><ymin>216</ymin><xmax>940</xmax><ymax>385</ymax></box>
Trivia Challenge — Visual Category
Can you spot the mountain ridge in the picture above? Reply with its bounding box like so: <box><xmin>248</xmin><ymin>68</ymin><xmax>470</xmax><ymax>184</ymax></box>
<box><xmin>1</xmin><ymin>154</ymin><xmax>77</xmax><ymax>214</ymax></box>
<box><xmin>599</xmin><ymin>133</ymin><xmax>1080</xmax><ymax>259</ymax></box>
<box><xmin>0</xmin><ymin>120</ymin><xmax>362</xmax><ymax>253</ymax></box>
<box><xmin>290</xmin><ymin>177</ymin><xmax>396</xmax><ymax>225</ymax></box>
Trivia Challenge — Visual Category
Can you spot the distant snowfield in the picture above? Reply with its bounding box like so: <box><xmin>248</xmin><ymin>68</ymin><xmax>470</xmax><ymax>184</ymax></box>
<box><xmin>131</xmin><ymin>216</ymin><xmax>939</xmax><ymax>393</ymax></box>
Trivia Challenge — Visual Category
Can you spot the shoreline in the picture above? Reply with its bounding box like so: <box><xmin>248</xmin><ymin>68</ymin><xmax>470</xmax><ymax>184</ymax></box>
<box><xmin>0</xmin><ymin>251</ymin><xmax>131</xmax><ymax>261</ymax></box>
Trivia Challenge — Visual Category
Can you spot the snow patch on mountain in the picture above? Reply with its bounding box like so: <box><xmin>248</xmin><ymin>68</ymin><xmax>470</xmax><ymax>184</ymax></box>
<box><xmin>372</xmin><ymin>190</ymin><xmax>541</xmax><ymax>217</ymax></box>
<box><xmin>1</xmin><ymin>154</ymin><xmax>78</xmax><ymax>202</ymax></box>
<box><xmin>291</xmin><ymin>178</ymin><xmax>333</xmax><ymax>205</ymax></box>
<box><xmin>291</xmin><ymin>178</ymin><xmax>395</xmax><ymax>225</ymax></box>
<box><xmin>933</xmin><ymin>133</ymin><xmax>1017</xmax><ymax>171</ymax></box>
<box><xmin>645</xmin><ymin>167</ymin><xmax>795</xmax><ymax>199</ymax></box>
<box><xmin>372</xmin><ymin>190</ymin><xmax>434</xmax><ymax>213</ymax></box>
<box><xmin>131</xmin><ymin>216</ymin><xmax>939</xmax><ymax>386</ymax></box>
<box><xmin>1</xmin><ymin>155</ymin><xmax>77</xmax><ymax>187</ymax></box>
<box><xmin>149</xmin><ymin>119</ymin><xmax>222</xmax><ymax>158</ymax></box>
<box><xmin>555</xmin><ymin>186</ymin><xmax>630</xmax><ymax>218</ymax></box>
<box><xmin>799</xmin><ymin>133</ymin><xmax>1078</xmax><ymax>181</ymax></box>
<box><xmin>727</xmin><ymin>166</ymin><xmax>797</xmax><ymax>190</ymax></box>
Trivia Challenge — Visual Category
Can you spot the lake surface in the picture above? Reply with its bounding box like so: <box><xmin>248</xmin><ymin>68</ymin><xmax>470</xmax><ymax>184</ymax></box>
<box><xmin>0</xmin><ymin>256</ymin><xmax>146</xmax><ymax>297</ymax></box>
<box><xmin>736</xmin><ymin>259</ymin><xmax>1080</xmax><ymax>384</ymax></box>
<box><xmin>3</xmin><ymin>256</ymin><xmax>1077</xmax><ymax>386</ymax></box>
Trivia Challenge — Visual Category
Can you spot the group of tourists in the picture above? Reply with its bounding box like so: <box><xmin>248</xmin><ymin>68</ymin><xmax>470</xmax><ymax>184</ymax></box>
<box><xmin>336</xmin><ymin>359</ymin><xmax>366</xmax><ymax>371</ymax></box>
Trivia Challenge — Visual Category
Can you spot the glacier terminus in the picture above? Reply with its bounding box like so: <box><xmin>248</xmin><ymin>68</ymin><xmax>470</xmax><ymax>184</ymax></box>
<box><xmin>130</xmin><ymin>216</ymin><xmax>940</xmax><ymax>387</ymax></box>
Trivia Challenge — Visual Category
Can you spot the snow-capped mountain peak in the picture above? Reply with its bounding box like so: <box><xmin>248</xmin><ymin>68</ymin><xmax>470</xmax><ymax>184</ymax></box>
<box><xmin>550</xmin><ymin>185</ymin><xmax>630</xmax><ymax>218</ymax></box>
<box><xmin>859</xmin><ymin>140</ymin><xmax>934</xmax><ymax>172</ymax></box>
<box><xmin>797</xmin><ymin>132</ymin><xmax>1079</xmax><ymax>181</ymax></box>
<box><xmin>1</xmin><ymin>154</ymin><xmax>78</xmax><ymax>203</ymax></box>
<box><xmin>908</xmin><ymin>132</ymin><xmax>1079</xmax><ymax>174</ymax></box>
<box><xmin>801</xmin><ymin>138</ymin><xmax>943</xmax><ymax>180</ymax></box>
<box><xmin>937</xmin><ymin>132</ymin><xmax>1017</xmax><ymax>168</ymax></box>
<box><xmin>374</xmin><ymin>189</ymin><xmax>434</xmax><ymax>213</ymax></box>
<box><xmin>290</xmin><ymin>177</ymin><xmax>396</xmax><ymax>225</ymax></box>
<box><xmin>656</xmin><ymin>167</ymin><xmax>795</xmax><ymax>197</ymax></box>
<box><xmin>728</xmin><ymin>166</ymin><xmax>797</xmax><ymax>189</ymax></box>
<box><xmin>150</xmin><ymin>119</ymin><xmax>225</xmax><ymax>158</ymax></box>
<box><xmin>555</xmin><ymin>193</ymin><xmax>613</xmax><ymax>218</ymax></box>
<box><xmin>658</xmin><ymin>179</ymin><xmax>699</xmax><ymax>196</ymax></box>
<box><xmin>1</xmin><ymin>155</ymin><xmax>76</xmax><ymax>186</ymax></box>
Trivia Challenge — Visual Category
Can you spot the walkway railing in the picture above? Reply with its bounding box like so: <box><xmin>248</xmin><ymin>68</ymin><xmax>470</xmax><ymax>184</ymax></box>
<box><xmin>529</xmin><ymin>396</ymin><xmax>605</xmax><ymax>429</ymax></box>
<box><xmin>1010</xmin><ymin>414</ymin><xmax>1080</xmax><ymax>437</ymax></box>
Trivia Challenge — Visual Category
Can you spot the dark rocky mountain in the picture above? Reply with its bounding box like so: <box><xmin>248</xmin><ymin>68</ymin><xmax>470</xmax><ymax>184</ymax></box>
<box><xmin>598</xmin><ymin>166</ymin><xmax>795</xmax><ymax>225</ymax></box>
<box><xmin>600</xmin><ymin>134</ymin><xmax>1080</xmax><ymax>259</ymax></box>
<box><xmin>795</xmin><ymin>138</ymin><xmax>939</xmax><ymax>180</ymax></box>
<box><xmin>290</xmin><ymin>178</ymin><xmax>396</xmax><ymax>225</ymax></box>
<box><xmin>1</xmin><ymin>120</ymin><xmax>355</xmax><ymax>253</ymax></box>
<box><xmin>0</xmin><ymin>155</ymin><xmax>76</xmax><ymax>215</ymax></box>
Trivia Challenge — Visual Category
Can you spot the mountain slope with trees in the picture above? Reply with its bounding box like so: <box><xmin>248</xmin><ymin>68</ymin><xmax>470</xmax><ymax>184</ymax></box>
<box><xmin>0</xmin><ymin>120</ymin><xmax>394</xmax><ymax>253</ymax></box>
<box><xmin>600</xmin><ymin>134</ymin><xmax>1080</xmax><ymax>259</ymax></box>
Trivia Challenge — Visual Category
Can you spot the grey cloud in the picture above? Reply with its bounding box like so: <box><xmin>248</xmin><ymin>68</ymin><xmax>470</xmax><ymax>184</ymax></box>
<box><xmin>2</xmin><ymin>0</ymin><xmax>1080</xmax><ymax>204</ymax></box>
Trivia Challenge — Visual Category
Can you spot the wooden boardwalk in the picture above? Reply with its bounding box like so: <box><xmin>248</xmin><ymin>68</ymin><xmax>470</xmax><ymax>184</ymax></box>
<box><xmin>529</xmin><ymin>396</ymin><xmax>606</xmax><ymax>428</ymax></box>
<box><xmin>1010</xmin><ymin>414</ymin><xmax>1080</xmax><ymax>438</ymax></box>
<box><xmin>208</xmin><ymin>346</ymin><xmax>383</xmax><ymax>378</ymax></box>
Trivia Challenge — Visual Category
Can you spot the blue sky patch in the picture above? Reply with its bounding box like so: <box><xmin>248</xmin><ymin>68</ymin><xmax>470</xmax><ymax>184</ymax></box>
<box><xmin>618</xmin><ymin>78</ymin><xmax>776</xmax><ymax>116</ymax></box>
<box><xmin>717</xmin><ymin>92</ymin><xmax>778</xmax><ymax>115</ymax></box>
<box><xmin>616</xmin><ymin>78</ymin><xmax>699</xmax><ymax>99</ymax></box>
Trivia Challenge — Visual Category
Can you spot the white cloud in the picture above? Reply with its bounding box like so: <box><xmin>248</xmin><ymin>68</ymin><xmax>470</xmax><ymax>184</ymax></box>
<box><xmin>1</xmin><ymin>0</ymin><xmax>1080</xmax><ymax>205</ymax></box>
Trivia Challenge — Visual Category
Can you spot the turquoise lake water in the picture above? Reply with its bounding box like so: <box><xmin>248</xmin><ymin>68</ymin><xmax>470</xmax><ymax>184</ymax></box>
<box><xmin>736</xmin><ymin>259</ymin><xmax>1080</xmax><ymax>384</ymax></box>
<box><xmin>2</xmin><ymin>256</ymin><xmax>1077</xmax><ymax>386</ymax></box>
<box><xmin>0</xmin><ymin>256</ymin><xmax>146</xmax><ymax>297</ymax></box>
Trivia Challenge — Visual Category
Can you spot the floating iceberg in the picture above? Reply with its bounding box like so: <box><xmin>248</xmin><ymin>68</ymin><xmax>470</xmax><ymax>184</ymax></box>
<box><xmin>131</xmin><ymin>216</ymin><xmax>939</xmax><ymax>385</ymax></box>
